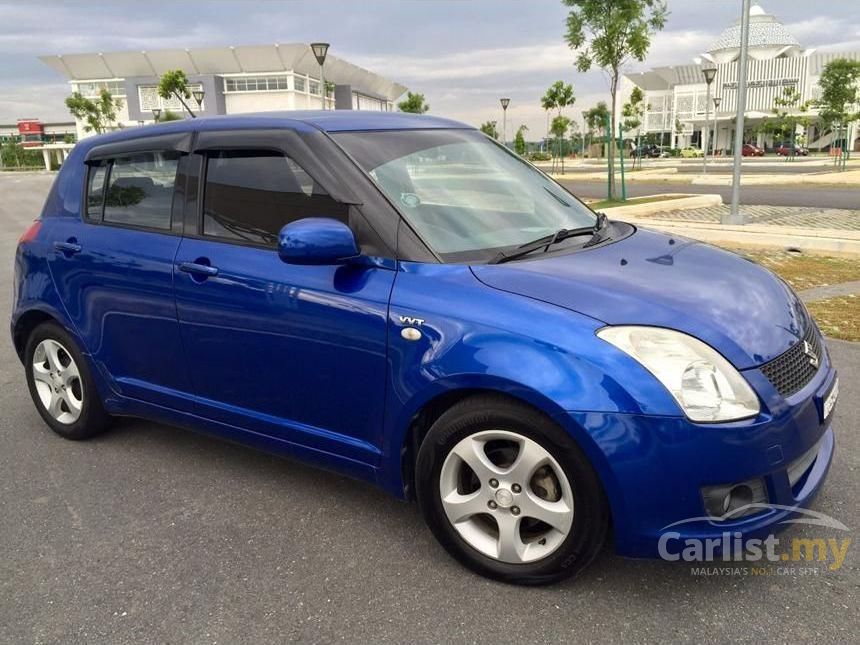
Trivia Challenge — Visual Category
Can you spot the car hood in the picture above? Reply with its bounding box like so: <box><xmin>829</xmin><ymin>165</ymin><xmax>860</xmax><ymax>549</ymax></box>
<box><xmin>471</xmin><ymin>228</ymin><xmax>808</xmax><ymax>369</ymax></box>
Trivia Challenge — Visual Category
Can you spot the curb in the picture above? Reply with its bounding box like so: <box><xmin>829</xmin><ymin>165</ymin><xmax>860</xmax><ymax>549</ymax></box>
<box><xmin>623</xmin><ymin>219</ymin><xmax>860</xmax><ymax>256</ymax></box>
<box><xmin>600</xmin><ymin>194</ymin><xmax>722</xmax><ymax>217</ymax></box>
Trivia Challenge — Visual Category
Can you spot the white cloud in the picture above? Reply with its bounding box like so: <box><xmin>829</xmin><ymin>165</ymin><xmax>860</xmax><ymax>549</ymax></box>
<box><xmin>0</xmin><ymin>84</ymin><xmax>70</xmax><ymax>122</ymax></box>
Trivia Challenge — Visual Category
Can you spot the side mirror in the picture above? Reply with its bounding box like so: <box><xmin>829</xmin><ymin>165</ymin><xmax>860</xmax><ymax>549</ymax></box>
<box><xmin>278</xmin><ymin>217</ymin><xmax>360</xmax><ymax>265</ymax></box>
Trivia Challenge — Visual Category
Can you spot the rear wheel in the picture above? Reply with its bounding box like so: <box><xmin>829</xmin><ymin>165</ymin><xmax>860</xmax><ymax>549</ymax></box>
<box><xmin>24</xmin><ymin>322</ymin><xmax>112</xmax><ymax>440</ymax></box>
<box><xmin>416</xmin><ymin>395</ymin><xmax>609</xmax><ymax>585</ymax></box>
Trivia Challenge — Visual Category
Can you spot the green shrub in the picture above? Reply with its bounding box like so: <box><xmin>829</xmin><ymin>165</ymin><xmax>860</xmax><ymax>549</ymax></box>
<box><xmin>527</xmin><ymin>151</ymin><xmax>551</xmax><ymax>162</ymax></box>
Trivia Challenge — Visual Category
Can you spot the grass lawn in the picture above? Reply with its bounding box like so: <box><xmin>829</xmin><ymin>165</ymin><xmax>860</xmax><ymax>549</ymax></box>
<box><xmin>588</xmin><ymin>194</ymin><xmax>689</xmax><ymax>211</ymax></box>
<box><xmin>726</xmin><ymin>247</ymin><xmax>860</xmax><ymax>341</ymax></box>
<box><xmin>729</xmin><ymin>248</ymin><xmax>860</xmax><ymax>291</ymax></box>
<box><xmin>806</xmin><ymin>296</ymin><xmax>860</xmax><ymax>342</ymax></box>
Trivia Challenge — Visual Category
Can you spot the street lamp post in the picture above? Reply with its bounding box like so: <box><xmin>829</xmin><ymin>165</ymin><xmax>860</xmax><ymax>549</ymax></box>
<box><xmin>582</xmin><ymin>110</ymin><xmax>588</xmax><ymax>158</ymax></box>
<box><xmin>310</xmin><ymin>43</ymin><xmax>330</xmax><ymax>110</ymax></box>
<box><xmin>712</xmin><ymin>96</ymin><xmax>722</xmax><ymax>156</ymax></box>
<box><xmin>701</xmin><ymin>64</ymin><xmax>717</xmax><ymax>174</ymax></box>
<box><xmin>728</xmin><ymin>0</ymin><xmax>752</xmax><ymax>224</ymax></box>
<box><xmin>500</xmin><ymin>98</ymin><xmax>510</xmax><ymax>149</ymax></box>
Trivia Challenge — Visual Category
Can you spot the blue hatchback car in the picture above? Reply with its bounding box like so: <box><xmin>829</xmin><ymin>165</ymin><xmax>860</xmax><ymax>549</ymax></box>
<box><xmin>12</xmin><ymin>112</ymin><xmax>837</xmax><ymax>584</ymax></box>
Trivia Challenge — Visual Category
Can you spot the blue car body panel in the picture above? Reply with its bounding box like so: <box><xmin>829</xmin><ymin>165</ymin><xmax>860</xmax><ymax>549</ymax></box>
<box><xmin>11</xmin><ymin>111</ymin><xmax>836</xmax><ymax>559</ymax></box>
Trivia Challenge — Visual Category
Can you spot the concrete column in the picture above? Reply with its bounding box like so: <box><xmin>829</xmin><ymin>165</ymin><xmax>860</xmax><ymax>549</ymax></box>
<box><xmin>41</xmin><ymin>149</ymin><xmax>51</xmax><ymax>171</ymax></box>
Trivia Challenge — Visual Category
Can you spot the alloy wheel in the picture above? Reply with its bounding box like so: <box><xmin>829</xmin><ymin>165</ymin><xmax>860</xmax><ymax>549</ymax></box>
<box><xmin>439</xmin><ymin>429</ymin><xmax>574</xmax><ymax>564</ymax></box>
<box><xmin>32</xmin><ymin>339</ymin><xmax>83</xmax><ymax>425</ymax></box>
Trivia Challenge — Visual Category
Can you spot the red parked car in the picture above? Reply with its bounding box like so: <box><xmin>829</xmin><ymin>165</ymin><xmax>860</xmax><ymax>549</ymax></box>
<box><xmin>776</xmin><ymin>142</ymin><xmax>809</xmax><ymax>156</ymax></box>
<box><xmin>742</xmin><ymin>143</ymin><xmax>764</xmax><ymax>156</ymax></box>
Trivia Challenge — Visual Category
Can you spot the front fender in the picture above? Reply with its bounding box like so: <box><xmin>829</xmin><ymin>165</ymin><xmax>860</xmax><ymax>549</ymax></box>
<box><xmin>378</xmin><ymin>262</ymin><xmax>680</xmax><ymax>497</ymax></box>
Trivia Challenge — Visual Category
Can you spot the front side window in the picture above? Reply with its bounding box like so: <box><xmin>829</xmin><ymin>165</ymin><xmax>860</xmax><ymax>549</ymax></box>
<box><xmin>103</xmin><ymin>152</ymin><xmax>179</xmax><ymax>230</ymax></box>
<box><xmin>202</xmin><ymin>150</ymin><xmax>348</xmax><ymax>247</ymax></box>
<box><xmin>333</xmin><ymin>129</ymin><xmax>596</xmax><ymax>262</ymax></box>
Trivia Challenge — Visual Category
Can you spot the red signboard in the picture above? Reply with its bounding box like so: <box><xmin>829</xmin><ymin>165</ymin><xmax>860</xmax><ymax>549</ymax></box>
<box><xmin>17</xmin><ymin>119</ymin><xmax>44</xmax><ymax>135</ymax></box>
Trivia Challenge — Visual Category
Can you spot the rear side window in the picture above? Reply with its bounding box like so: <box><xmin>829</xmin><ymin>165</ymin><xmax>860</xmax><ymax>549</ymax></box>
<box><xmin>86</xmin><ymin>162</ymin><xmax>108</xmax><ymax>221</ymax></box>
<box><xmin>101</xmin><ymin>152</ymin><xmax>180</xmax><ymax>230</ymax></box>
<box><xmin>202</xmin><ymin>150</ymin><xmax>348</xmax><ymax>247</ymax></box>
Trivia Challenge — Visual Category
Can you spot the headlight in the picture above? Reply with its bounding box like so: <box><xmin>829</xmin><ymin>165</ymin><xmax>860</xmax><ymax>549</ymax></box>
<box><xmin>597</xmin><ymin>326</ymin><xmax>760</xmax><ymax>423</ymax></box>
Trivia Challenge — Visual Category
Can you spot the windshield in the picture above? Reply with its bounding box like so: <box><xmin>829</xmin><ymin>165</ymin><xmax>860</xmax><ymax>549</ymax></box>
<box><xmin>332</xmin><ymin>129</ymin><xmax>596</xmax><ymax>262</ymax></box>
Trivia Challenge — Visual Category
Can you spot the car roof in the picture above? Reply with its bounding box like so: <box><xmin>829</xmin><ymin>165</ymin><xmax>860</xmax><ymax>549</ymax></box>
<box><xmin>73</xmin><ymin>110</ymin><xmax>474</xmax><ymax>155</ymax></box>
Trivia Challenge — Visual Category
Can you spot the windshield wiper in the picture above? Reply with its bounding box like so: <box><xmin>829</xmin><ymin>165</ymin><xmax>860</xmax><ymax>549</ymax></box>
<box><xmin>489</xmin><ymin>213</ymin><xmax>609</xmax><ymax>264</ymax></box>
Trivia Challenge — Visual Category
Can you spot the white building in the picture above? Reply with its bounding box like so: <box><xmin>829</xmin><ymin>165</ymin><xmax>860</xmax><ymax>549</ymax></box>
<box><xmin>40</xmin><ymin>44</ymin><xmax>408</xmax><ymax>139</ymax></box>
<box><xmin>622</xmin><ymin>4</ymin><xmax>860</xmax><ymax>153</ymax></box>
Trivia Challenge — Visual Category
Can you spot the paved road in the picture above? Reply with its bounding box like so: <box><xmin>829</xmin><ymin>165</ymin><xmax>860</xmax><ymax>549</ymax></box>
<box><xmin>558</xmin><ymin>178</ymin><xmax>860</xmax><ymax>210</ymax></box>
<box><xmin>1</xmin><ymin>172</ymin><xmax>857</xmax><ymax>643</ymax></box>
<box><xmin>558</xmin><ymin>161</ymin><xmax>831</xmax><ymax>175</ymax></box>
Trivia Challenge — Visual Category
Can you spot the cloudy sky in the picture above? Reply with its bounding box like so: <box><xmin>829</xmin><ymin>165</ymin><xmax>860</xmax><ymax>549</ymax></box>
<box><xmin>1</xmin><ymin>0</ymin><xmax>858</xmax><ymax>133</ymax></box>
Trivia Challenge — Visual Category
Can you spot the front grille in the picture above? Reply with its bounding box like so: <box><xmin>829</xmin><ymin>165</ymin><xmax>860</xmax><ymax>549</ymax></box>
<box><xmin>760</xmin><ymin>326</ymin><xmax>822</xmax><ymax>397</ymax></box>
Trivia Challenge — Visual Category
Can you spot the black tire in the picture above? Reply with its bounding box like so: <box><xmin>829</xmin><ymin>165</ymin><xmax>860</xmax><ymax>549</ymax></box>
<box><xmin>415</xmin><ymin>395</ymin><xmax>609</xmax><ymax>585</ymax></box>
<box><xmin>24</xmin><ymin>321</ymin><xmax>112</xmax><ymax>440</ymax></box>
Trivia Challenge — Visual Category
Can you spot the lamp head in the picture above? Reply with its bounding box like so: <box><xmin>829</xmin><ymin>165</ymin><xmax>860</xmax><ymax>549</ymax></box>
<box><xmin>310</xmin><ymin>42</ymin><xmax>330</xmax><ymax>66</ymax></box>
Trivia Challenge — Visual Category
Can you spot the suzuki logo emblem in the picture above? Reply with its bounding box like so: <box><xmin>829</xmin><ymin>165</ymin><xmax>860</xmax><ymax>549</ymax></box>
<box><xmin>802</xmin><ymin>340</ymin><xmax>819</xmax><ymax>368</ymax></box>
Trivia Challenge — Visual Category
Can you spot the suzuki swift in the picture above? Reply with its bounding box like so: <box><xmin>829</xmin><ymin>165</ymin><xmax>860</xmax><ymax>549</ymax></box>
<box><xmin>12</xmin><ymin>112</ymin><xmax>837</xmax><ymax>585</ymax></box>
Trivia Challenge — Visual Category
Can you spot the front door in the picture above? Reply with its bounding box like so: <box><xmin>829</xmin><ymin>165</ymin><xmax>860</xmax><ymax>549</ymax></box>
<box><xmin>173</xmin><ymin>149</ymin><xmax>394</xmax><ymax>464</ymax></box>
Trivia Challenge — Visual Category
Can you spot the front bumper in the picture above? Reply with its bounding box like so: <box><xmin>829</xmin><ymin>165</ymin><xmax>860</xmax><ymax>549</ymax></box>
<box><xmin>561</xmin><ymin>358</ymin><xmax>838</xmax><ymax>558</ymax></box>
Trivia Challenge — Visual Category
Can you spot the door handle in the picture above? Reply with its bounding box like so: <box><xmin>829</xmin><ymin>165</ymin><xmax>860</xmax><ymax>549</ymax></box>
<box><xmin>53</xmin><ymin>240</ymin><xmax>82</xmax><ymax>255</ymax></box>
<box><xmin>179</xmin><ymin>261</ymin><xmax>219</xmax><ymax>278</ymax></box>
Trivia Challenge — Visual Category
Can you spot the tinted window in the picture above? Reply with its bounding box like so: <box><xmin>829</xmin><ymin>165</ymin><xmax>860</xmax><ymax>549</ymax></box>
<box><xmin>103</xmin><ymin>152</ymin><xmax>179</xmax><ymax>230</ymax></box>
<box><xmin>86</xmin><ymin>162</ymin><xmax>108</xmax><ymax>221</ymax></box>
<box><xmin>202</xmin><ymin>150</ymin><xmax>348</xmax><ymax>247</ymax></box>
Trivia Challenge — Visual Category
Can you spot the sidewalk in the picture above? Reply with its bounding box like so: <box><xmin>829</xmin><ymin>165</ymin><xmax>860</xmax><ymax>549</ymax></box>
<box><xmin>608</xmin><ymin>204</ymin><xmax>860</xmax><ymax>256</ymax></box>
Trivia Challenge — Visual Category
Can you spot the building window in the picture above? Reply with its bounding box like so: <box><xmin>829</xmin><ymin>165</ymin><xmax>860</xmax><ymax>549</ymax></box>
<box><xmin>102</xmin><ymin>153</ymin><xmax>180</xmax><ymax>230</ymax></box>
<box><xmin>75</xmin><ymin>80</ymin><xmax>125</xmax><ymax>97</ymax></box>
<box><xmin>223</xmin><ymin>75</ymin><xmax>289</xmax><ymax>93</ymax></box>
<box><xmin>138</xmin><ymin>83</ymin><xmax>204</xmax><ymax>112</ymax></box>
<box><xmin>294</xmin><ymin>76</ymin><xmax>306</xmax><ymax>92</ymax></box>
<box><xmin>309</xmin><ymin>80</ymin><xmax>320</xmax><ymax>96</ymax></box>
<box><xmin>202</xmin><ymin>150</ymin><xmax>348</xmax><ymax>247</ymax></box>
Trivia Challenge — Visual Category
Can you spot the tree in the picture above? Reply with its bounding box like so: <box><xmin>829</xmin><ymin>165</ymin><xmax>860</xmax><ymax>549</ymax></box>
<box><xmin>550</xmin><ymin>116</ymin><xmax>572</xmax><ymax>173</ymax></box>
<box><xmin>760</xmin><ymin>87</ymin><xmax>811</xmax><ymax>159</ymax></box>
<box><xmin>674</xmin><ymin>116</ymin><xmax>685</xmax><ymax>147</ymax></box>
<box><xmin>622</xmin><ymin>86</ymin><xmax>648</xmax><ymax>167</ymax></box>
<box><xmin>815</xmin><ymin>58</ymin><xmax>860</xmax><ymax>167</ymax></box>
<box><xmin>158</xmin><ymin>69</ymin><xmax>196</xmax><ymax>117</ymax></box>
<box><xmin>398</xmin><ymin>91</ymin><xmax>430</xmax><ymax>113</ymax></box>
<box><xmin>514</xmin><ymin>125</ymin><xmax>528</xmax><ymax>155</ymax></box>
<box><xmin>584</xmin><ymin>101</ymin><xmax>610</xmax><ymax>156</ymax></box>
<box><xmin>160</xmin><ymin>110</ymin><xmax>183</xmax><ymax>122</ymax></box>
<box><xmin>479</xmin><ymin>120</ymin><xmax>499</xmax><ymax>139</ymax></box>
<box><xmin>541</xmin><ymin>81</ymin><xmax>576</xmax><ymax>170</ymax></box>
<box><xmin>65</xmin><ymin>89</ymin><xmax>123</xmax><ymax>134</ymax></box>
<box><xmin>563</xmin><ymin>0</ymin><xmax>668</xmax><ymax>197</ymax></box>
<box><xmin>568</xmin><ymin>119</ymin><xmax>583</xmax><ymax>156</ymax></box>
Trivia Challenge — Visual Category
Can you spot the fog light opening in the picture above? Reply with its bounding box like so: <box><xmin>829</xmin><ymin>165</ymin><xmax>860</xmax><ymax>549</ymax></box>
<box><xmin>722</xmin><ymin>484</ymin><xmax>754</xmax><ymax>515</ymax></box>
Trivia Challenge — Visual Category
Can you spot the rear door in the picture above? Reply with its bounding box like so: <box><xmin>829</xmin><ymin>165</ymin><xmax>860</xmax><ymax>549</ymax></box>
<box><xmin>46</xmin><ymin>148</ymin><xmax>194</xmax><ymax>411</ymax></box>
<box><xmin>173</xmin><ymin>140</ymin><xmax>395</xmax><ymax>463</ymax></box>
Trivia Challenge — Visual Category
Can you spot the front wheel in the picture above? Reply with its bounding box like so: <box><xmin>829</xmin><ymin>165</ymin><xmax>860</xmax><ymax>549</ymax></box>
<box><xmin>416</xmin><ymin>395</ymin><xmax>609</xmax><ymax>585</ymax></box>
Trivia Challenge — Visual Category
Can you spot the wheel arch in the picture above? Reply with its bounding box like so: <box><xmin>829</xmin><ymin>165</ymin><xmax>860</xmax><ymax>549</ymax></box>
<box><xmin>12</xmin><ymin>307</ymin><xmax>64</xmax><ymax>363</ymax></box>
<box><xmin>387</xmin><ymin>376</ymin><xmax>615</xmax><ymax>510</ymax></box>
